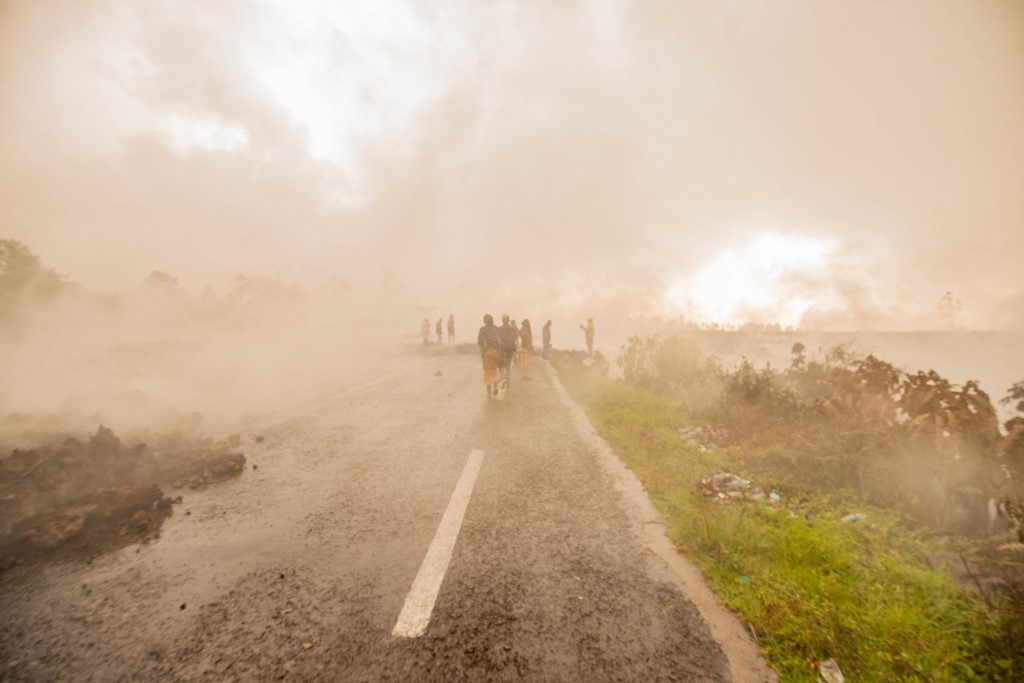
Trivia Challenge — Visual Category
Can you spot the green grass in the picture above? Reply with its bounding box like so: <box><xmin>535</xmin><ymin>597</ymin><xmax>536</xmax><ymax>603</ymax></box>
<box><xmin>555</xmin><ymin>359</ymin><xmax>1006</xmax><ymax>682</ymax></box>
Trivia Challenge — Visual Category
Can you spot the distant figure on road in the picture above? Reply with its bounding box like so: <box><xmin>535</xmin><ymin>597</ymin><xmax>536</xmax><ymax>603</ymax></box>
<box><xmin>518</xmin><ymin>319</ymin><xmax>534</xmax><ymax>379</ymax></box>
<box><xmin>510</xmin><ymin>319</ymin><xmax>521</xmax><ymax>374</ymax></box>
<box><xmin>542</xmin><ymin>320</ymin><xmax>552</xmax><ymax>360</ymax></box>
<box><xmin>421</xmin><ymin>318</ymin><xmax>431</xmax><ymax>346</ymax></box>
<box><xmin>580</xmin><ymin>317</ymin><xmax>595</xmax><ymax>357</ymax></box>
<box><xmin>477</xmin><ymin>314</ymin><xmax>502</xmax><ymax>398</ymax></box>
<box><xmin>447</xmin><ymin>314</ymin><xmax>455</xmax><ymax>344</ymax></box>
<box><xmin>436</xmin><ymin>318</ymin><xmax>443</xmax><ymax>344</ymax></box>
<box><xmin>498</xmin><ymin>314</ymin><xmax>518</xmax><ymax>390</ymax></box>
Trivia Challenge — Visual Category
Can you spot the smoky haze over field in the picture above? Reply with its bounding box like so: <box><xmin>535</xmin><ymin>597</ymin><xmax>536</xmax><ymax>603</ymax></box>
<box><xmin>2</xmin><ymin>0</ymin><xmax>1024</xmax><ymax>434</ymax></box>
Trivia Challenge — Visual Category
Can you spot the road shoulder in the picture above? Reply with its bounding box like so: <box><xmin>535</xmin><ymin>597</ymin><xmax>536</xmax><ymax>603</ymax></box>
<box><xmin>544</xmin><ymin>359</ymin><xmax>778</xmax><ymax>683</ymax></box>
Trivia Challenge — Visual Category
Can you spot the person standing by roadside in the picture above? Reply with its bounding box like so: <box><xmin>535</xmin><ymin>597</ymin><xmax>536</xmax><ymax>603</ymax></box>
<box><xmin>498</xmin><ymin>313</ymin><xmax>517</xmax><ymax>390</ymax></box>
<box><xmin>477</xmin><ymin>314</ymin><xmax>502</xmax><ymax>398</ymax></box>
<box><xmin>580</xmin><ymin>317</ymin><xmax>595</xmax><ymax>357</ymax></box>
<box><xmin>435</xmin><ymin>317</ymin><xmax>443</xmax><ymax>344</ymax></box>
<box><xmin>542</xmin><ymin>320</ymin><xmax>552</xmax><ymax>360</ymax></box>
<box><xmin>518</xmin><ymin>319</ymin><xmax>534</xmax><ymax>379</ymax></box>
<box><xmin>447</xmin><ymin>314</ymin><xmax>455</xmax><ymax>344</ymax></box>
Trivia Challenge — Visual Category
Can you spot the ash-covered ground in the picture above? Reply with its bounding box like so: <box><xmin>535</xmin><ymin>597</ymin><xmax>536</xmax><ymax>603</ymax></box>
<box><xmin>0</xmin><ymin>425</ymin><xmax>247</xmax><ymax>573</ymax></box>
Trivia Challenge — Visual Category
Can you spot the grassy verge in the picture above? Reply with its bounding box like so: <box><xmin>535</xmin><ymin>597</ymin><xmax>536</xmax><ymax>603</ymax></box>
<box><xmin>555</xmin><ymin>358</ymin><xmax>1008</xmax><ymax>682</ymax></box>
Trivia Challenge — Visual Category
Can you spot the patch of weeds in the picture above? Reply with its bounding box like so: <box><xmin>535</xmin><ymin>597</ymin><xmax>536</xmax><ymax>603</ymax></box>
<box><xmin>557</xmin><ymin>361</ymin><xmax>1011</xmax><ymax>682</ymax></box>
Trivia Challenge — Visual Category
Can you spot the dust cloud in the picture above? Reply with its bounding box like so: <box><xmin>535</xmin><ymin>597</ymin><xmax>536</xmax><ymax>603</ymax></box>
<box><xmin>0</xmin><ymin>240</ymin><xmax>405</xmax><ymax>442</ymax></box>
<box><xmin>2</xmin><ymin>0</ymin><xmax>1023</xmax><ymax>435</ymax></box>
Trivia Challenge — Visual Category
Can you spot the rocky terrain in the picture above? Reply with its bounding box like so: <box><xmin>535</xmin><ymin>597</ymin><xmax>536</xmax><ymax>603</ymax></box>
<box><xmin>0</xmin><ymin>426</ymin><xmax>246</xmax><ymax>571</ymax></box>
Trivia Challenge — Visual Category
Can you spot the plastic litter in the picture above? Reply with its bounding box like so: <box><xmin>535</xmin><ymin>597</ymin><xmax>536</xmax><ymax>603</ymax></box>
<box><xmin>818</xmin><ymin>658</ymin><xmax>844</xmax><ymax>683</ymax></box>
<box><xmin>677</xmin><ymin>425</ymin><xmax>732</xmax><ymax>448</ymax></box>
<box><xmin>699</xmin><ymin>472</ymin><xmax>751</xmax><ymax>499</ymax></box>
<box><xmin>841</xmin><ymin>513</ymin><xmax>865</xmax><ymax>523</ymax></box>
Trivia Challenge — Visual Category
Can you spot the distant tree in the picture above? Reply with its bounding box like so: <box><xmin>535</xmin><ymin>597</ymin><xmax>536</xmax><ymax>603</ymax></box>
<box><xmin>790</xmin><ymin>342</ymin><xmax>806</xmax><ymax>371</ymax></box>
<box><xmin>1004</xmin><ymin>381</ymin><xmax>1024</xmax><ymax>416</ymax></box>
<box><xmin>0</xmin><ymin>239</ymin><xmax>75</xmax><ymax>318</ymax></box>
<box><xmin>1</xmin><ymin>240</ymin><xmax>63</xmax><ymax>293</ymax></box>
<box><xmin>144</xmin><ymin>270</ymin><xmax>180</xmax><ymax>290</ymax></box>
<box><xmin>1000</xmin><ymin>381</ymin><xmax>1024</xmax><ymax>486</ymax></box>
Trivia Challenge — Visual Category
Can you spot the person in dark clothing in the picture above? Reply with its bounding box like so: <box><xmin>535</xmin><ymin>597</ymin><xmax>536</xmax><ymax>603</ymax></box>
<box><xmin>519</xmin><ymin>319</ymin><xmax>534</xmax><ymax>353</ymax></box>
<box><xmin>477</xmin><ymin>314</ymin><xmax>502</xmax><ymax>397</ymax></box>
<box><xmin>542</xmin><ymin>320</ymin><xmax>552</xmax><ymax>359</ymax></box>
<box><xmin>518</xmin><ymin>319</ymin><xmax>534</xmax><ymax>379</ymax></box>
<box><xmin>435</xmin><ymin>318</ymin><xmax>443</xmax><ymax>344</ymax></box>
<box><xmin>498</xmin><ymin>313</ymin><xmax>517</xmax><ymax>390</ymax></box>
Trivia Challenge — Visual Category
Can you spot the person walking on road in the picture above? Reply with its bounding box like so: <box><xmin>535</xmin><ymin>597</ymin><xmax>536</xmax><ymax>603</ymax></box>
<box><xmin>498</xmin><ymin>314</ymin><xmax>518</xmax><ymax>390</ymax></box>
<box><xmin>542</xmin><ymin>320</ymin><xmax>552</xmax><ymax>360</ymax></box>
<box><xmin>580</xmin><ymin>317</ymin><xmax>595</xmax><ymax>357</ymax></box>
<box><xmin>478</xmin><ymin>314</ymin><xmax>503</xmax><ymax>398</ymax></box>
<box><xmin>447</xmin><ymin>314</ymin><xmax>455</xmax><ymax>344</ymax></box>
<box><xmin>510</xmin><ymin>319</ymin><xmax>521</xmax><ymax>375</ymax></box>
<box><xmin>421</xmin><ymin>318</ymin><xmax>431</xmax><ymax>346</ymax></box>
<box><xmin>509</xmin><ymin>317</ymin><xmax>520</xmax><ymax>366</ymax></box>
<box><xmin>518</xmin><ymin>319</ymin><xmax>534</xmax><ymax>379</ymax></box>
<box><xmin>436</xmin><ymin>318</ymin><xmax>444</xmax><ymax>344</ymax></box>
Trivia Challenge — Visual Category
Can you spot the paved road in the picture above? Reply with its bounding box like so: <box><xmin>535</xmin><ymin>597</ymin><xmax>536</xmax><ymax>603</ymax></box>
<box><xmin>0</xmin><ymin>347</ymin><xmax>773</xmax><ymax>682</ymax></box>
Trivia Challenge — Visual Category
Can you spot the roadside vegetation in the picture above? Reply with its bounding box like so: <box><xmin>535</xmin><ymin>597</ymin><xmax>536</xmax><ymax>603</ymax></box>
<box><xmin>555</xmin><ymin>337</ymin><xmax>1024</xmax><ymax>682</ymax></box>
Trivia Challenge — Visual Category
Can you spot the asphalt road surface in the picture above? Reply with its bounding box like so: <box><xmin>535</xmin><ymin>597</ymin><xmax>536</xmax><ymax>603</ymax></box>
<box><xmin>0</xmin><ymin>347</ymin><xmax>775</xmax><ymax>682</ymax></box>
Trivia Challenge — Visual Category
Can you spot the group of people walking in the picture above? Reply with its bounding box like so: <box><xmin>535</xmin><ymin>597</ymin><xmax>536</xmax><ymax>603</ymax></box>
<box><xmin>422</xmin><ymin>314</ymin><xmax>455</xmax><ymax>345</ymax></box>
<box><xmin>477</xmin><ymin>314</ymin><xmax>544</xmax><ymax>398</ymax></box>
<box><xmin>477</xmin><ymin>314</ymin><xmax>567</xmax><ymax>399</ymax></box>
<box><xmin>419</xmin><ymin>312</ymin><xmax>594</xmax><ymax>399</ymax></box>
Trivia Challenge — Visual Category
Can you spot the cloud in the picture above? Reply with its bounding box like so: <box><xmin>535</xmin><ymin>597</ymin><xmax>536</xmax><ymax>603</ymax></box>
<box><xmin>0</xmin><ymin>0</ymin><xmax>1022</xmax><ymax>329</ymax></box>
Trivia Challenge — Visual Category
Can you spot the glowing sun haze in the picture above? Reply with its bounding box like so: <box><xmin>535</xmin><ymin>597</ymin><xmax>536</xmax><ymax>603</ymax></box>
<box><xmin>668</xmin><ymin>231</ymin><xmax>840</xmax><ymax>328</ymax></box>
<box><xmin>1</xmin><ymin>0</ymin><xmax>1022</xmax><ymax>330</ymax></box>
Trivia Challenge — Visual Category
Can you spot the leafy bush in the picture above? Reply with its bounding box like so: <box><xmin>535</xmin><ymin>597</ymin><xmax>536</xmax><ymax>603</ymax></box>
<box><xmin>619</xmin><ymin>334</ymin><xmax>1018</xmax><ymax>535</ymax></box>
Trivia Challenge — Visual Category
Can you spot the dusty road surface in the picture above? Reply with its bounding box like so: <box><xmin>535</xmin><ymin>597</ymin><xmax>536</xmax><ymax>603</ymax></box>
<box><xmin>0</xmin><ymin>347</ymin><xmax>774</xmax><ymax>682</ymax></box>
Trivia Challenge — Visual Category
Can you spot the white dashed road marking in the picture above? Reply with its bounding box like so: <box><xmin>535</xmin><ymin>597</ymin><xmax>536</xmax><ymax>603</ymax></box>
<box><xmin>392</xmin><ymin>449</ymin><xmax>484</xmax><ymax>638</ymax></box>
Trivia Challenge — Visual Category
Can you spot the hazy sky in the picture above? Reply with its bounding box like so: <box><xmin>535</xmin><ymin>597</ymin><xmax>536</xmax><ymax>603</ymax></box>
<box><xmin>2</xmin><ymin>0</ymin><xmax>1022</xmax><ymax>329</ymax></box>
